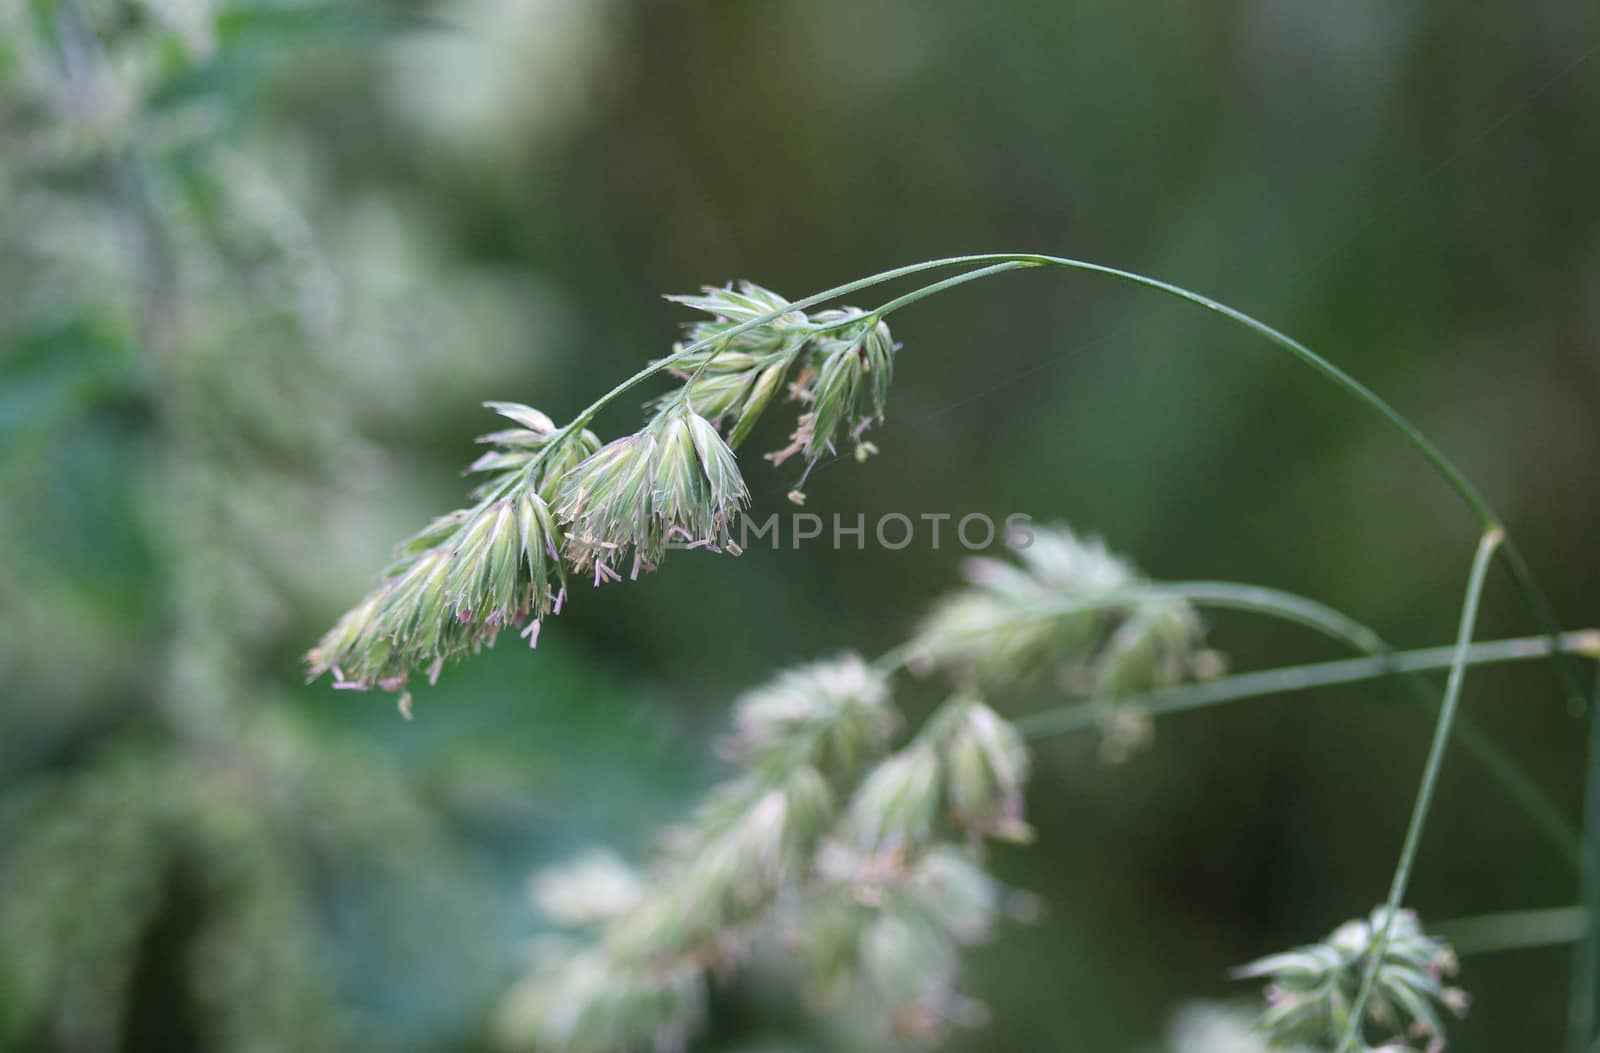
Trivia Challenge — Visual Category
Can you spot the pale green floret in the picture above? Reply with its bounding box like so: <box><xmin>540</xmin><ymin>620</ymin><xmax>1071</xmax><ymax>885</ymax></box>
<box><xmin>726</xmin><ymin>653</ymin><xmax>897</xmax><ymax>775</ymax></box>
<box><xmin>666</xmin><ymin>281</ymin><xmax>810</xmax><ymax>355</ymax></box>
<box><xmin>555</xmin><ymin>409</ymin><xmax>749</xmax><ymax>581</ymax></box>
<box><xmin>789</xmin><ymin>842</ymin><xmax>1008</xmax><ymax>1041</ymax></box>
<box><xmin>845</xmin><ymin>744</ymin><xmax>943</xmax><ymax>858</ymax></box>
<box><xmin>623</xmin><ymin>765</ymin><xmax>837</xmax><ymax>958</ymax></box>
<box><xmin>530</xmin><ymin>851</ymin><xmax>643</xmax><ymax>927</ymax></box>
<box><xmin>902</xmin><ymin>846</ymin><xmax>1006</xmax><ymax>945</ymax></box>
<box><xmin>1093</xmin><ymin>600</ymin><xmax>1208</xmax><ymax>699</ymax></box>
<box><xmin>496</xmin><ymin>947</ymin><xmax>704</xmax><ymax>1053</ymax></box>
<box><xmin>661</xmin><ymin>281</ymin><xmax>811</xmax><ymax>443</ymax></box>
<box><xmin>910</xmin><ymin>525</ymin><xmax>1142</xmax><ymax>682</ymax></box>
<box><xmin>727</xmin><ymin>359</ymin><xmax>789</xmax><ymax>448</ymax></box>
<box><xmin>665</xmin><ymin>282</ymin><xmax>900</xmax><ymax>497</ymax></box>
<box><xmin>861</xmin><ymin>909</ymin><xmax>961</xmax><ymax>1035</ymax></box>
<box><xmin>800</xmin><ymin>310</ymin><xmax>895</xmax><ymax>464</ymax></box>
<box><xmin>937</xmin><ymin>698</ymin><xmax>1032</xmax><ymax>843</ymax></box>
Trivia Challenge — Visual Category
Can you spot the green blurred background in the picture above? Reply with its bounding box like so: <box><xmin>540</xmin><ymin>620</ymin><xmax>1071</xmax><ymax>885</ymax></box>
<box><xmin>2</xmin><ymin>1</ymin><xmax>1597</xmax><ymax>1050</ymax></box>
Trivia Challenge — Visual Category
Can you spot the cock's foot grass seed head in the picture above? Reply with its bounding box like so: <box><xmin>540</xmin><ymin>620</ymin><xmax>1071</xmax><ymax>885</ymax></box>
<box><xmin>764</xmin><ymin>310</ymin><xmax>896</xmax><ymax>499</ymax></box>
<box><xmin>844</xmin><ymin>744</ymin><xmax>944</xmax><ymax>859</ymax></box>
<box><xmin>1233</xmin><ymin>906</ymin><xmax>1467</xmax><ymax>1053</ymax></box>
<box><xmin>662</xmin><ymin>282</ymin><xmax>809</xmax><ymax>444</ymax></box>
<box><xmin>910</xmin><ymin>524</ymin><xmax>1141</xmax><ymax>682</ymax></box>
<box><xmin>667</xmin><ymin>280</ymin><xmax>899</xmax><ymax>498</ymax></box>
<box><xmin>306</xmin><ymin>402</ymin><xmax>589</xmax><ymax>693</ymax></box>
<box><xmin>610</xmin><ymin>766</ymin><xmax>837</xmax><ymax>964</ymax></box>
<box><xmin>860</xmin><ymin>907</ymin><xmax>966</xmax><ymax>1039</ymax></box>
<box><xmin>844</xmin><ymin>696</ymin><xmax>1034</xmax><ymax>861</ymax></box>
<box><xmin>311</xmin><ymin>275</ymin><xmax>909</xmax><ymax>697</ymax></box>
<box><xmin>555</xmin><ymin>409</ymin><xmax>749</xmax><ymax>581</ymax></box>
<box><xmin>725</xmin><ymin>653</ymin><xmax>897</xmax><ymax>775</ymax></box>
<box><xmin>794</xmin><ymin>842</ymin><xmax>1015</xmax><ymax>1042</ymax></box>
<box><xmin>498</xmin><ymin>656</ymin><xmax>898</xmax><ymax>1051</ymax></box>
<box><xmin>666</xmin><ymin>281</ymin><xmax>810</xmax><ymax>357</ymax></box>
<box><xmin>1093</xmin><ymin>599</ymin><xmax>1208</xmax><ymax>698</ymax></box>
<box><xmin>499</xmin><ymin>648</ymin><xmax>1037</xmax><ymax>1051</ymax></box>
<box><xmin>607</xmin><ymin>656</ymin><xmax>892</xmax><ymax>965</ymax></box>
<box><xmin>496</xmin><ymin>947</ymin><xmax>704</xmax><ymax>1053</ymax></box>
<box><xmin>465</xmin><ymin>400</ymin><xmax>559</xmax><ymax>475</ymax></box>
<box><xmin>1087</xmin><ymin>600</ymin><xmax>1211</xmax><ymax>763</ymax></box>
<box><xmin>938</xmin><ymin>698</ymin><xmax>1032</xmax><ymax>843</ymax></box>
<box><xmin>911</xmin><ymin>524</ymin><xmax>1219</xmax><ymax>760</ymax></box>
<box><xmin>305</xmin><ymin>492</ymin><xmax>562</xmax><ymax>692</ymax></box>
<box><xmin>796</xmin><ymin>309</ymin><xmax>895</xmax><ymax>461</ymax></box>
<box><xmin>299</xmin><ymin>255</ymin><xmax>1531</xmax><ymax>1048</ymax></box>
<box><xmin>531</xmin><ymin>850</ymin><xmax>644</xmax><ymax>927</ymax></box>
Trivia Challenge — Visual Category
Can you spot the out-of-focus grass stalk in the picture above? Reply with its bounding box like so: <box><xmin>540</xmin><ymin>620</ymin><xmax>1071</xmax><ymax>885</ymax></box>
<box><xmin>1569</xmin><ymin>672</ymin><xmax>1600</xmax><ymax>1053</ymax></box>
<box><xmin>1019</xmin><ymin>628</ymin><xmax>1597</xmax><ymax>870</ymax></box>
<box><xmin>1435</xmin><ymin>907</ymin><xmax>1587</xmax><ymax>956</ymax></box>
<box><xmin>1020</xmin><ymin>631</ymin><xmax>1600</xmax><ymax>737</ymax></box>
<box><xmin>1339</xmin><ymin>528</ymin><xmax>1503</xmax><ymax>1053</ymax></box>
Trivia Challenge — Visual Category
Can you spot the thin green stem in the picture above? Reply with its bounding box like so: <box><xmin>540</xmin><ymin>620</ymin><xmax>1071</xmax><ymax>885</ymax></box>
<box><xmin>868</xmin><ymin>259</ymin><xmax>1040</xmax><ymax>317</ymax></box>
<box><xmin>869</xmin><ymin>256</ymin><xmax>1483</xmax><ymax>521</ymax></box>
<box><xmin>871</xmin><ymin>579</ymin><xmax>1386</xmax><ymax>677</ymax></box>
<box><xmin>1018</xmin><ymin>630</ymin><xmax>1588</xmax><ymax>868</ymax></box>
<box><xmin>1438</xmin><ymin>907</ymin><xmax>1586</xmax><ymax>957</ymax></box>
<box><xmin>1568</xmin><ymin>671</ymin><xmax>1600</xmax><ymax>1053</ymax></box>
<box><xmin>1019</xmin><ymin>631</ymin><xmax>1600</xmax><ymax>737</ymax></box>
<box><xmin>1339</xmin><ymin>528</ymin><xmax>1504</xmax><ymax>1053</ymax></box>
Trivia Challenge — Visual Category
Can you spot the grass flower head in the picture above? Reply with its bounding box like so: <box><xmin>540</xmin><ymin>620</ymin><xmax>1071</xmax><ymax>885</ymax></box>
<box><xmin>306</xmin><ymin>402</ymin><xmax>594</xmax><ymax>694</ymax></box>
<box><xmin>725</xmin><ymin>653</ymin><xmax>897</xmax><ymax>775</ymax></box>
<box><xmin>910</xmin><ymin>523</ymin><xmax>1218</xmax><ymax>760</ymax></box>
<box><xmin>1234</xmin><ymin>906</ymin><xmax>1467</xmax><ymax>1053</ymax></box>
<box><xmin>556</xmin><ymin>409</ymin><xmax>749</xmax><ymax>582</ymax></box>
<box><xmin>938</xmin><ymin>698</ymin><xmax>1032</xmax><ymax>843</ymax></box>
